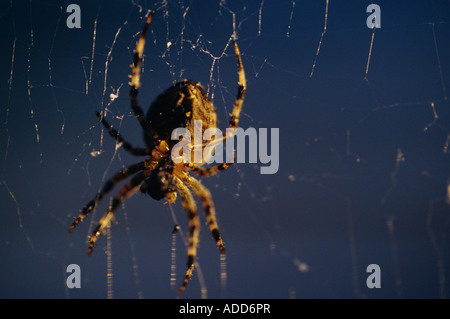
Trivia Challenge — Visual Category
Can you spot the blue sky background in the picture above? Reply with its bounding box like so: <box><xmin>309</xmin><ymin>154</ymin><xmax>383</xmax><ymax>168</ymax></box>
<box><xmin>1</xmin><ymin>0</ymin><xmax>450</xmax><ymax>299</ymax></box>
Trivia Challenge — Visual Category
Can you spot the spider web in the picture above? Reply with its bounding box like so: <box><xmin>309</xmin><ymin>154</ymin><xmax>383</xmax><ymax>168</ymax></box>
<box><xmin>1</xmin><ymin>0</ymin><xmax>450</xmax><ymax>299</ymax></box>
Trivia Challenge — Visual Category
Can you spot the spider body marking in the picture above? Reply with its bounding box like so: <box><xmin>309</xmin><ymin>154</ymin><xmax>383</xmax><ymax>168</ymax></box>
<box><xmin>69</xmin><ymin>11</ymin><xmax>246</xmax><ymax>295</ymax></box>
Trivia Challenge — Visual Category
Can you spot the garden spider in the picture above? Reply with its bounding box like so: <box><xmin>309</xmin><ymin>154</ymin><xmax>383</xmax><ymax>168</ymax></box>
<box><xmin>68</xmin><ymin>11</ymin><xmax>246</xmax><ymax>295</ymax></box>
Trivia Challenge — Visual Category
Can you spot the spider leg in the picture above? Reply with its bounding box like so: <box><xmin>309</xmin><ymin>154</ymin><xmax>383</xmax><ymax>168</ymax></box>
<box><xmin>174</xmin><ymin>177</ymin><xmax>200</xmax><ymax>295</ymax></box>
<box><xmin>228</xmin><ymin>41</ymin><xmax>247</xmax><ymax>130</ymax></box>
<box><xmin>87</xmin><ymin>172</ymin><xmax>146</xmax><ymax>255</ymax></box>
<box><xmin>69</xmin><ymin>161</ymin><xmax>146</xmax><ymax>233</ymax></box>
<box><xmin>180</xmin><ymin>172</ymin><xmax>225</xmax><ymax>254</ymax></box>
<box><xmin>187</xmin><ymin>41</ymin><xmax>246</xmax><ymax>176</ymax></box>
<box><xmin>188</xmin><ymin>162</ymin><xmax>233</xmax><ymax>177</ymax></box>
<box><xmin>96</xmin><ymin>111</ymin><xmax>151</xmax><ymax>156</ymax></box>
<box><xmin>129</xmin><ymin>11</ymin><xmax>154</xmax><ymax>133</ymax></box>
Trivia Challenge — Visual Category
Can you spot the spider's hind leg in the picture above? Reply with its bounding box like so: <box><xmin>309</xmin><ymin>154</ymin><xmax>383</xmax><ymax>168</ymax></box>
<box><xmin>189</xmin><ymin>162</ymin><xmax>234</xmax><ymax>177</ymax></box>
<box><xmin>186</xmin><ymin>41</ymin><xmax>246</xmax><ymax>177</ymax></box>
<box><xmin>228</xmin><ymin>41</ymin><xmax>247</xmax><ymax>130</ymax></box>
<box><xmin>96</xmin><ymin>111</ymin><xmax>151</xmax><ymax>156</ymax></box>
<box><xmin>129</xmin><ymin>11</ymin><xmax>154</xmax><ymax>133</ymax></box>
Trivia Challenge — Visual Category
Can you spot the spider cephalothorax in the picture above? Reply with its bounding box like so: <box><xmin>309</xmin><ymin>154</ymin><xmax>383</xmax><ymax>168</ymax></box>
<box><xmin>69</xmin><ymin>11</ymin><xmax>246</xmax><ymax>295</ymax></box>
<box><xmin>140</xmin><ymin>155</ymin><xmax>176</xmax><ymax>200</ymax></box>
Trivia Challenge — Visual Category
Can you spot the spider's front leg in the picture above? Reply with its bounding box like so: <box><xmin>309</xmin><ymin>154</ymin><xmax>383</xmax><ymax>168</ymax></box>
<box><xmin>174</xmin><ymin>177</ymin><xmax>200</xmax><ymax>295</ymax></box>
<box><xmin>178</xmin><ymin>170</ymin><xmax>226</xmax><ymax>254</ymax></box>
<box><xmin>69</xmin><ymin>162</ymin><xmax>145</xmax><ymax>233</ymax></box>
<box><xmin>87</xmin><ymin>172</ymin><xmax>146</xmax><ymax>255</ymax></box>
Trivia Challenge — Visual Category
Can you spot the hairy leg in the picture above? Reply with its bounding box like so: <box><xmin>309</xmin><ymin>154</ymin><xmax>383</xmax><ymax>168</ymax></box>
<box><xmin>87</xmin><ymin>172</ymin><xmax>146</xmax><ymax>255</ymax></box>
<box><xmin>96</xmin><ymin>112</ymin><xmax>151</xmax><ymax>156</ymax></box>
<box><xmin>181</xmin><ymin>173</ymin><xmax>225</xmax><ymax>254</ymax></box>
<box><xmin>129</xmin><ymin>12</ymin><xmax>154</xmax><ymax>132</ymax></box>
<box><xmin>69</xmin><ymin>162</ymin><xmax>145</xmax><ymax>233</ymax></box>
<box><xmin>174</xmin><ymin>177</ymin><xmax>200</xmax><ymax>295</ymax></box>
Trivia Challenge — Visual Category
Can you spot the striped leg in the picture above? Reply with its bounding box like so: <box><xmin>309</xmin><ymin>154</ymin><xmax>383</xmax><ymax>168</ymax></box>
<box><xmin>187</xmin><ymin>41</ymin><xmax>246</xmax><ymax>177</ymax></box>
<box><xmin>129</xmin><ymin>11</ymin><xmax>154</xmax><ymax>133</ymax></box>
<box><xmin>69</xmin><ymin>162</ymin><xmax>145</xmax><ymax>233</ymax></box>
<box><xmin>175</xmin><ymin>177</ymin><xmax>200</xmax><ymax>295</ymax></box>
<box><xmin>188</xmin><ymin>162</ymin><xmax>233</xmax><ymax>177</ymax></box>
<box><xmin>182</xmin><ymin>174</ymin><xmax>225</xmax><ymax>254</ymax></box>
<box><xmin>228</xmin><ymin>41</ymin><xmax>247</xmax><ymax>130</ymax></box>
<box><xmin>87</xmin><ymin>172</ymin><xmax>146</xmax><ymax>255</ymax></box>
<box><xmin>96</xmin><ymin>111</ymin><xmax>151</xmax><ymax>156</ymax></box>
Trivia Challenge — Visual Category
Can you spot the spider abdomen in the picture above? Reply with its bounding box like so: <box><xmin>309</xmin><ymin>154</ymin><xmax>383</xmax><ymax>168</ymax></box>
<box><xmin>144</xmin><ymin>80</ymin><xmax>217</xmax><ymax>148</ymax></box>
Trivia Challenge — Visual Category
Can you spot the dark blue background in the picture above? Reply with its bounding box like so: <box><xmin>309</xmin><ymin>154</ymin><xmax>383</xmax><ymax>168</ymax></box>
<box><xmin>1</xmin><ymin>0</ymin><xmax>450</xmax><ymax>299</ymax></box>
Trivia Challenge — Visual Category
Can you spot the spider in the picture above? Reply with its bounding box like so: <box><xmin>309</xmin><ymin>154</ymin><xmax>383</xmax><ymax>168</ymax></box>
<box><xmin>68</xmin><ymin>11</ymin><xmax>246</xmax><ymax>295</ymax></box>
